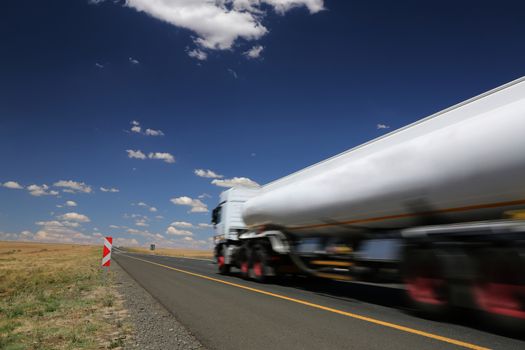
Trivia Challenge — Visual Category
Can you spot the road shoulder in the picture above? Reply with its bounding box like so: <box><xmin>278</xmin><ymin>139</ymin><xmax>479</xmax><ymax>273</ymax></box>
<box><xmin>113</xmin><ymin>260</ymin><xmax>205</xmax><ymax>350</ymax></box>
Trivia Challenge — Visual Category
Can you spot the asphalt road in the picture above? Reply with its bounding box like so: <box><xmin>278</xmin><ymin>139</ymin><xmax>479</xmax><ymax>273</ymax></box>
<box><xmin>113</xmin><ymin>251</ymin><xmax>525</xmax><ymax>350</ymax></box>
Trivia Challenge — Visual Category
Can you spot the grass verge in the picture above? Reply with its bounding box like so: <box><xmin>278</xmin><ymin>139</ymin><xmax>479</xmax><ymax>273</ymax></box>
<box><xmin>0</xmin><ymin>241</ymin><xmax>131</xmax><ymax>350</ymax></box>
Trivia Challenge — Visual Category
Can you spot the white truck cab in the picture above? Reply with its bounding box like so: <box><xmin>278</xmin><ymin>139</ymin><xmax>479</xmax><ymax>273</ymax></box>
<box><xmin>212</xmin><ymin>187</ymin><xmax>259</xmax><ymax>244</ymax></box>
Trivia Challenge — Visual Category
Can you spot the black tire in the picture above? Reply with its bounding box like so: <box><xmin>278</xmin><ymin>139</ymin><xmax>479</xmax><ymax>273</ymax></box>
<box><xmin>217</xmin><ymin>246</ymin><xmax>230</xmax><ymax>275</ymax></box>
<box><xmin>472</xmin><ymin>247</ymin><xmax>525</xmax><ymax>334</ymax></box>
<box><xmin>239</xmin><ymin>246</ymin><xmax>250</xmax><ymax>279</ymax></box>
<box><xmin>251</xmin><ymin>245</ymin><xmax>269</xmax><ymax>283</ymax></box>
<box><xmin>402</xmin><ymin>248</ymin><xmax>451</xmax><ymax>318</ymax></box>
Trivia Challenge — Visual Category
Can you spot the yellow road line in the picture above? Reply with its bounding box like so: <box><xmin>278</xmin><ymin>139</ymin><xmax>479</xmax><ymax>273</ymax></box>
<box><xmin>118</xmin><ymin>253</ymin><xmax>489</xmax><ymax>350</ymax></box>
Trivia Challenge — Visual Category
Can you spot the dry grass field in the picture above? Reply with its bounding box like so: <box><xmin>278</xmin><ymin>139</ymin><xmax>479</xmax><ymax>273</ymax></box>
<box><xmin>124</xmin><ymin>246</ymin><xmax>213</xmax><ymax>259</ymax></box>
<box><xmin>0</xmin><ymin>241</ymin><xmax>130</xmax><ymax>350</ymax></box>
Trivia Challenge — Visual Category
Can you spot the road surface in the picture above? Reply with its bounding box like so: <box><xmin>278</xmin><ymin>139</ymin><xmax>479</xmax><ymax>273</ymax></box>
<box><xmin>113</xmin><ymin>250</ymin><xmax>525</xmax><ymax>350</ymax></box>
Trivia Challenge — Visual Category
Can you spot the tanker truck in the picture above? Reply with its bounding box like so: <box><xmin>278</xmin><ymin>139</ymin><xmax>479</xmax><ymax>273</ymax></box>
<box><xmin>212</xmin><ymin>76</ymin><xmax>525</xmax><ymax>327</ymax></box>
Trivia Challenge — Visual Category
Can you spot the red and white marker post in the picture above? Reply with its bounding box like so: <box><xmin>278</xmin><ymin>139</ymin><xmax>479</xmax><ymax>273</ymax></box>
<box><xmin>102</xmin><ymin>236</ymin><xmax>112</xmax><ymax>269</ymax></box>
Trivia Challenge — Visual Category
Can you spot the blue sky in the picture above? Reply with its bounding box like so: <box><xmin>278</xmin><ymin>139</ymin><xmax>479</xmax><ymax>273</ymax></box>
<box><xmin>1</xmin><ymin>0</ymin><xmax>524</xmax><ymax>249</ymax></box>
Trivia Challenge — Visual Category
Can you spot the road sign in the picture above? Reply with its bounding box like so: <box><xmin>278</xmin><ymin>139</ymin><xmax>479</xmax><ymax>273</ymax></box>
<box><xmin>102</xmin><ymin>236</ymin><xmax>112</xmax><ymax>267</ymax></box>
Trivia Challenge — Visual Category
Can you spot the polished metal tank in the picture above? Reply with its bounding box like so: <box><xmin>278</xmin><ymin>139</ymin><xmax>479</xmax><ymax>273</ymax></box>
<box><xmin>242</xmin><ymin>77</ymin><xmax>525</xmax><ymax>235</ymax></box>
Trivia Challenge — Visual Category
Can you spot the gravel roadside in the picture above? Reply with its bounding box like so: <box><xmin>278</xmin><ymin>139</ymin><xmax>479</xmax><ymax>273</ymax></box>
<box><xmin>112</xmin><ymin>260</ymin><xmax>206</xmax><ymax>350</ymax></box>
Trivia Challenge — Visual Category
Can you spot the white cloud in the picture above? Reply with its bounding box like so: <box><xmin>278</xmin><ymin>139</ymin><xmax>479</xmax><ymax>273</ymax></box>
<box><xmin>125</xmin><ymin>0</ymin><xmax>268</xmax><ymax>50</ymax></box>
<box><xmin>166</xmin><ymin>226</ymin><xmax>193</xmax><ymax>236</ymax></box>
<box><xmin>145</xmin><ymin>128</ymin><xmax>164</xmax><ymax>136</ymax></box>
<box><xmin>377</xmin><ymin>123</ymin><xmax>390</xmax><ymax>130</ymax></box>
<box><xmin>170</xmin><ymin>221</ymin><xmax>194</xmax><ymax>228</ymax></box>
<box><xmin>198</xmin><ymin>193</ymin><xmax>212</xmax><ymax>199</ymax></box>
<box><xmin>34</xmin><ymin>229</ymin><xmax>93</xmax><ymax>243</ymax></box>
<box><xmin>211</xmin><ymin>177</ymin><xmax>260</xmax><ymax>188</ymax></box>
<box><xmin>244</xmin><ymin>45</ymin><xmax>263</xmax><ymax>59</ymax></box>
<box><xmin>127</xmin><ymin>149</ymin><xmax>147</xmax><ymax>160</ymax></box>
<box><xmin>148</xmin><ymin>152</ymin><xmax>175</xmax><ymax>163</ymax></box>
<box><xmin>194</xmin><ymin>169</ymin><xmax>223</xmax><ymax>179</ymax></box>
<box><xmin>20</xmin><ymin>230</ymin><xmax>33</xmax><ymax>239</ymax></box>
<box><xmin>100</xmin><ymin>187</ymin><xmax>119</xmax><ymax>193</ymax></box>
<box><xmin>135</xmin><ymin>202</ymin><xmax>157</xmax><ymax>212</ymax></box>
<box><xmin>115</xmin><ymin>237</ymin><xmax>140</xmax><ymax>246</ymax></box>
<box><xmin>109</xmin><ymin>225</ymin><xmax>121</xmax><ymax>229</ymax></box>
<box><xmin>63</xmin><ymin>221</ymin><xmax>81</xmax><ymax>228</ymax></box>
<box><xmin>129</xmin><ymin>56</ymin><xmax>140</xmax><ymax>64</ymax></box>
<box><xmin>170</xmin><ymin>196</ymin><xmax>208</xmax><ymax>213</ymax></box>
<box><xmin>36</xmin><ymin>220</ymin><xmax>80</xmax><ymax>228</ymax></box>
<box><xmin>114</xmin><ymin>0</ymin><xmax>323</xmax><ymax>57</ymax></box>
<box><xmin>266</xmin><ymin>0</ymin><xmax>324</xmax><ymax>14</ymax></box>
<box><xmin>65</xmin><ymin>200</ymin><xmax>77</xmax><ymax>207</ymax></box>
<box><xmin>95</xmin><ymin>62</ymin><xmax>104</xmax><ymax>69</ymax></box>
<box><xmin>198</xmin><ymin>223</ymin><xmax>213</xmax><ymax>229</ymax></box>
<box><xmin>3</xmin><ymin>181</ymin><xmax>23</xmax><ymax>189</ymax></box>
<box><xmin>27</xmin><ymin>184</ymin><xmax>59</xmax><ymax>197</ymax></box>
<box><xmin>0</xmin><ymin>230</ymin><xmax>33</xmax><ymax>242</ymax></box>
<box><xmin>58</xmin><ymin>212</ymin><xmax>91</xmax><ymax>223</ymax></box>
<box><xmin>135</xmin><ymin>219</ymin><xmax>149</xmax><ymax>227</ymax></box>
<box><xmin>124</xmin><ymin>230</ymin><xmax>157</xmax><ymax>246</ymax></box>
<box><xmin>30</xmin><ymin>219</ymin><xmax>97</xmax><ymax>244</ymax></box>
<box><xmin>129</xmin><ymin>121</ymin><xmax>164</xmax><ymax>136</ymax></box>
<box><xmin>53</xmin><ymin>180</ymin><xmax>92</xmax><ymax>194</ymax></box>
<box><xmin>126</xmin><ymin>228</ymin><xmax>160</xmax><ymax>240</ymax></box>
<box><xmin>187</xmin><ymin>49</ymin><xmax>208</xmax><ymax>61</ymax></box>
<box><xmin>183</xmin><ymin>236</ymin><xmax>194</xmax><ymax>241</ymax></box>
<box><xmin>36</xmin><ymin>220</ymin><xmax>63</xmax><ymax>227</ymax></box>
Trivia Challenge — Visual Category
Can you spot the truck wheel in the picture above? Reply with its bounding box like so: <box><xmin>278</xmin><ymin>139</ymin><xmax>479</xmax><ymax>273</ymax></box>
<box><xmin>251</xmin><ymin>245</ymin><xmax>268</xmax><ymax>283</ymax></box>
<box><xmin>402</xmin><ymin>248</ymin><xmax>450</xmax><ymax>317</ymax></box>
<box><xmin>217</xmin><ymin>246</ymin><xmax>230</xmax><ymax>275</ymax></box>
<box><xmin>239</xmin><ymin>247</ymin><xmax>250</xmax><ymax>279</ymax></box>
<box><xmin>472</xmin><ymin>248</ymin><xmax>525</xmax><ymax>333</ymax></box>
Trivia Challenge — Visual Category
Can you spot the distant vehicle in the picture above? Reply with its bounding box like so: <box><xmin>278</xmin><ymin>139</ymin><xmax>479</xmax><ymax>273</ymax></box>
<box><xmin>212</xmin><ymin>77</ymin><xmax>525</xmax><ymax>330</ymax></box>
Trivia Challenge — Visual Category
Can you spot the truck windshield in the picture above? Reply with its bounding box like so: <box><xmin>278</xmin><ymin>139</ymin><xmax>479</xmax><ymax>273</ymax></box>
<box><xmin>211</xmin><ymin>206</ymin><xmax>222</xmax><ymax>225</ymax></box>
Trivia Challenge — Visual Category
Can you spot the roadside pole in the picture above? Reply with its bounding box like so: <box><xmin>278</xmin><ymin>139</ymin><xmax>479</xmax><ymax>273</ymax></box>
<box><xmin>101</xmin><ymin>237</ymin><xmax>112</xmax><ymax>281</ymax></box>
